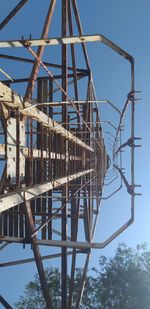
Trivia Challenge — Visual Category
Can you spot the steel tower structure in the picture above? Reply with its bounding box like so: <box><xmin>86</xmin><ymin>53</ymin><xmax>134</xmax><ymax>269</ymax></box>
<box><xmin>0</xmin><ymin>1</ymin><xmax>139</xmax><ymax>308</ymax></box>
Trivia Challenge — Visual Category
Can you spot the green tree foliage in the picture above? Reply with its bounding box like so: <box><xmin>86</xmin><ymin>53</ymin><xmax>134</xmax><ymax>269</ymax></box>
<box><xmin>92</xmin><ymin>243</ymin><xmax>150</xmax><ymax>309</ymax></box>
<box><xmin>15</xmin><ymin>243</ymin><xmax>150</xmax><ymax>309</ymax></box>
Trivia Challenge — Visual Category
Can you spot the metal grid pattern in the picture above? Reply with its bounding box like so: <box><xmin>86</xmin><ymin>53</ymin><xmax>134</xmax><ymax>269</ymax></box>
<box><xmin>0</xmin><ymin>1</ymin><xmax>138</xmax><ymax>308</ymax></box>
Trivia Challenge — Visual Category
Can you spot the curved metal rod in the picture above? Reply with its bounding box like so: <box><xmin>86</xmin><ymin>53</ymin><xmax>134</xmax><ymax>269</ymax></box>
<box><xmin>105</xmin><ymin>128</ymin><xmax>122</xmax><ymax>173</ymax></box>
<box><xmin>113</xmin><ymin>93</ymin><xmax>132</xmax><ymax>149</ymax></box>
<box><xmin>104</xmin><ymin>169</ymin><xmax>117</xmax><ymax>178</ymax></box>
<box><xmin>101</xmin><ymin>120</ymin><xmax>117</xmax><ymax>131</ymax></box>
<box><xmin>104</xmin><ymin>131</ymin><xmax>116</xmax><ymax>139</ymax></box>
<box><xmin>104</xmin><ymin>171</ymin><xmax>118</xmax><ymax>181</ymax></box>
<box><xmin>104</xmin><ymin>165</ymin><xmax>117</xmax><ymax>177</ymax></box>
<box><xmin>104</xmin><ymin>173</ymin><xmax>119</xmax><ymax>186</ymax></box>
<box><xmin>101</xmin><ymin>184</ymin><xmax>122</xmax><ymax>200</ymax></box>
<box><xmin>102</xmin><ymin>166</ymin><xmax>123</xmax><ymax>198</ymax></box>
<box><xmin>104</xmin><ymin>169</ymin><xmax>118</xmax><ymax>180</ymax></box>
<box><xmin>105</xmin><ymin>138</ymin><xmax>114</xmax><ymax>145</ymax></box>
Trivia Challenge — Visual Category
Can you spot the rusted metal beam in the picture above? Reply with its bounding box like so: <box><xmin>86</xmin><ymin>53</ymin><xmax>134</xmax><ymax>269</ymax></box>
<box><xmin>0</xmin><ymin>249</ymin><xmax>85</xmax><ymax>268</ymax></box>
<box><xmin>1</xmin><ymin>72</ymin><xmax>86</xmax><ymax>84</ymax></box>
<box><xmin>74</xmin><ymin>252</ymin><xmax>91</xmax><ymax>309</ymax></box>
<box><xmin>71</xmin><ymin>0</ymin><xmax>90</xmax><ymax>71</ymax></box>
<box><xmin>23</xmin><ymin>201</ymin><xmax>53</xmax><ymax>308</ymax></box>
<box><xmin>0</xmin><ymin>164</ymin><xmax>6</xmax><ymax>194</ymax></box>
<box><xmin>0</xmin><ymin>0</ymin><xmax>29</xmax><ymax>31</ymax></box>
<box><xmin>0</xmin><ymin>207</ymin><xmax>98</xmax><ymax>216</ymax></box>
<box><xmin>1</xmin><ymin>217</ymin><xmax>133</xmax><ymax>249</ymax></box>
<box><xmin>67</xmin><ymin>190</ymin><xmax>80</xmax><ymax>308</ymax></box>
<box><xmin>0</xmin><ymin>53</ymin><xmax>87</xmax><ymax>73</ymax></box>
<box><xmin>0</xmin><ymin>295</ymin><xmax>13</xmax><ymax>309</ymax></box>
<box><xmin>68</xmin><ymin>0</ymin><xmax>80</xmax><ymax>129</ymax></box>
<box><xmin>25</xmin><ymin>0</ymin><xmax>56</xmax><ymax>100</ymax></box>
<box><xmin>61</xmin><ymin>2</ymin><xmax>68</xmax><ymax>305</ymax></box>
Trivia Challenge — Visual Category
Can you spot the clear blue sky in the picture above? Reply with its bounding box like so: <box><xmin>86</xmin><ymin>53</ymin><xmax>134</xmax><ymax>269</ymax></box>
<box><xmin>0</xmin><ymin>0</ymin><xmax>150</xmax><ymax>306</ymax></box>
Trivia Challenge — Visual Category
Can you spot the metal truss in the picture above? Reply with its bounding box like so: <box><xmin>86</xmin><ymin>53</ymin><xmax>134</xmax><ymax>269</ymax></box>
<box><xmin>0</xmin><ymin>1</ymin><xmax>139</xmax><ymax>308</ymax></box>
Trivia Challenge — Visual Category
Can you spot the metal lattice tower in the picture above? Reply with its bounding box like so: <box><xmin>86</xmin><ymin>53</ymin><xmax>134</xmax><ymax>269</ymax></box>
<box><xmin>0</xmin><ymin>1</ymin><xmax>139</xmax><ymax>308</ymax></box>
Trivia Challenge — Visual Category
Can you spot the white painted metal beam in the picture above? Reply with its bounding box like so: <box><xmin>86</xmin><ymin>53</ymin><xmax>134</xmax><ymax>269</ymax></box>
<box><xmin>0</xmin><ymin>144</ymin><xmax>84</xmax><ymax>161</ymax></box>
<box><xmin>0</xmin><ymin>168</ymin><xmax>93</xmax><ymax>212</ymax></box>
<box><xmin>0</xmin><ymin>82</ymin><xmax>93</xmax><ymax>152</ymax></box>
<box><xmin>0</xmin><ymin>34</ymin><xmax>132</xmax><ymax>62</ymax></box>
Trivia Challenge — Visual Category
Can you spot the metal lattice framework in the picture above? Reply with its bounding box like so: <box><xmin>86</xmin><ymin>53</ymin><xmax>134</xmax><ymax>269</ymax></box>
<box><xmin>0</xmin><ymin>1</ymin><xmax>139</xmax><ymax>308</ymax></box>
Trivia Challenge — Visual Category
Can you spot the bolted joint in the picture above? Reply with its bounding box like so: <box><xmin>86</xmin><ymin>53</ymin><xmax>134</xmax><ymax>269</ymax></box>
<box><xmin>127</xmin><ymin>185</ymin><xmax>134</xmax><ymax>195</ymax></box>
<box><xmin>127</xmin><ymin>137</ymin><xmax>141</xmax><ymax>148</ymax></box>
<box><xmin>20</xmin><ymin>39</ymin><xmax>32</xmax><ymax>48</ymax></box>
<box><xmin>127</xmin><ymin>91</ymin><xmax>134</xmax><ymax>101</ymax></box>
